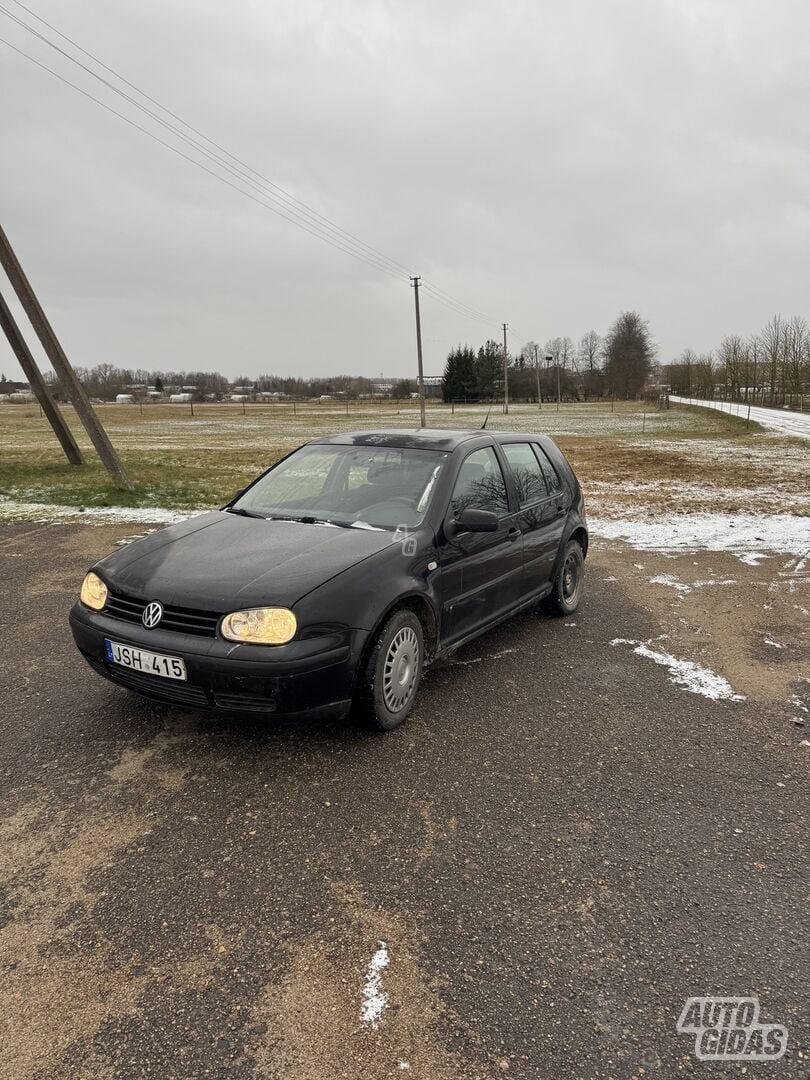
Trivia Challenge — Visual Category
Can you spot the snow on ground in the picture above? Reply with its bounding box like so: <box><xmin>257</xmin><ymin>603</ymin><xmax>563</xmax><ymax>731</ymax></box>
<box><xmin>671</xmin><ymin>396</ymin><xmax>810</xmax><ymax>439</ymax></box>
<box><xmin>360</xmin><ymin>941</ymin><xmax>390</xmax><ymax>1028</ymax></box>
<box><xmin>0</xmin><ymin>496</ymin><xmax>190</xmax><ymax>525</ymax></box>
<box><xmin>590</xmin><ymin>513</ymin><xmax>810</xmax><ymax>559</ymax></box>
<box><xmin>611</xmin><ymin>639</ymin><xmax>745</xmax><ymax>701</ymax></box>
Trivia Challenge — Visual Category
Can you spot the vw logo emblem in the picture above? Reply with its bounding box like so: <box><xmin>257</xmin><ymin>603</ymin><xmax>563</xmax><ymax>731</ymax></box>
<box><xmin>142</xmin><ymin>600</ymin><xmax>164</xmax><ymax>629</ymax></box>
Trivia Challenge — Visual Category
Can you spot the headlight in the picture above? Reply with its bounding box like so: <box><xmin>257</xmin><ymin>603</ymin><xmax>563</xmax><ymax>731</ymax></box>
<box><xmin>220</xmin><ymin>607</ymin><xmax>297</xmax><ymax>645</ymax></box>
<box><xmin>80</xmin><ymin>571</ymin><xmax>108</xmax><ymax>611</ymax></box>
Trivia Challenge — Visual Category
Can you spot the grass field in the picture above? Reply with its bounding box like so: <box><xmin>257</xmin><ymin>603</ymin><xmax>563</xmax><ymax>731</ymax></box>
<box><xmin>1</xmin><ymin>398</ymin><xmax>805</xmax><ymax>520</ymax></box>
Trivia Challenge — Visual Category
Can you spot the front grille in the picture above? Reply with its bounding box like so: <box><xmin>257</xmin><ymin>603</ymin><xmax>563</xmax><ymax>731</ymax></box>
<box><xmin>103</xmin><ymin>664</ymin><xmax>210</xmax><ymax>707</ymax></box>
<box><xmin>214</xmin><ymin>691</ymin><xmax>277</xmax><ymax>712</ymax></box>
<box><xmin>105</xmin><ymin>589</ymin><xmax>220</xmax><ymax>637</ymax></box>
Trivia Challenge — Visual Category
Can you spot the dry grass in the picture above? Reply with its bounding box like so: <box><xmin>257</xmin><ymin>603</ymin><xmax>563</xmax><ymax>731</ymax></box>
<box><xmin>0</xmin><ymin>399</ymin><xmax>762</xmax><ymax>515</ymax></box>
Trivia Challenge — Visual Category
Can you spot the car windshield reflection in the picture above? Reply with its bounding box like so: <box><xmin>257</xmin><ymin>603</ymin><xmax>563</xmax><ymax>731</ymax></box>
<box><xmin>233</xmin><ymin>444</ymin><xmax>448</xmax><ymax>530</ymax></box>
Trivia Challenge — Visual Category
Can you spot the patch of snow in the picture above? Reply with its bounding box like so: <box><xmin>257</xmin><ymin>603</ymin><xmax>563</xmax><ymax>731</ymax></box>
<box><xmin>0</xmin><ymin>495</ymin><xmax>192</xmax><ymax>526</ymax></box>
<box><xmin>764</xmin><ymin>639</ymin><xmax>785</xmax><ymax>649</ymax></box>
<box><xmin>590</xmin><ymin>513</ymin><xmax>809</xmax><ymax>557</ymax></box>
<box><xmin>649</xmin><ymin>573</ymin><xmax>692</xmax><ymax>594</ymax></box>
<box><xmin>736</xmin><ymin>552</ymin><xmax>768</xmax><ymax>566</ymax></box>
<box><xmin>361</xmin><ymin>941</ymin><xmax>390</xmax><ymax>1028</ymax></box>
<box><xmin>693</xmin><ymin>578</ymin><xmax>737</xmax><ymax>588</ymax></box>
<box><xmin>611</xmin><ymin>638</ymin><xmax>745</xmax><ymax>701</ymax></box>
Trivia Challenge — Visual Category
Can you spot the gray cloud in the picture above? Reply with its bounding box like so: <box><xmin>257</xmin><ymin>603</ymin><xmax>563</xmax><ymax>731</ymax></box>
<box><xmin>2</xmin><ymin>0</ymin><xmax>809</xmax><ymax>381</ymax></box>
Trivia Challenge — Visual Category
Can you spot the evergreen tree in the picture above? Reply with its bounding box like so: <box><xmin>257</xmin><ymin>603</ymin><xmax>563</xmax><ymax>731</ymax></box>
<box><xmin>475</xmin><ymin>340</ymin><xmax>503</xmax><ymax>399</ymax></box>
<box><xmin>442</xmin><ymin>345</ymin><xmax>478</xmax><ymax>401</ymax></box>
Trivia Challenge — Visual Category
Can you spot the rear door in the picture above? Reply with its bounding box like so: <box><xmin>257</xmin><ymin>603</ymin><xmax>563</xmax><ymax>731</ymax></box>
<box><xmin>436</xmin><ymin>445</ymin><xmax>523</xmax><ymax>644</ymax></box>
<box><xmin>501</xmin><ymin>441</ymin><xmax>568</xmax><ymax>596</ymax></box>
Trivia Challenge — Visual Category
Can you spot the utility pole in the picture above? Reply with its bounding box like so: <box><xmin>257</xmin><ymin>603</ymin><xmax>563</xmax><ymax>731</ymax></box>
<box><xmin>0</xmin><ymin>224</ymin><xmax>132</xmax><ymax>489</ymax></box>
<box><xmin>502</xmin><ymin>323</ymin><xmax>509</xmax><ymax>414</ymax></box>
<box><xmin>533</xmin><ymin>343</ymin><xmax>541</xmax><ymax>409</ymax></box>
<box><xmin>0</xmin><ymin>289</ymin><xmax>84</xmax><ymax>465</ymax></box>
<box><xmin>556</xmin><ymin>355</ymin><xmax>561</xmax><ymax>412</ymax></box>
<box><xmin>410</xmin><ymin>276</ymin><xmax>427</xmax><ymax>427</ymax></box>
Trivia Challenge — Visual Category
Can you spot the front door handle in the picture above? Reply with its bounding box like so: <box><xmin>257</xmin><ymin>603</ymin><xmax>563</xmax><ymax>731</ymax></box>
<box><xmin>556</xmin><ymin>504</ymin><xmax>567</xmax><ymax>517</ymax></box>
<box><xmin>507</xmin><ymin>526</ymin><xmax>521</xmax><ymax>541</ymax></box>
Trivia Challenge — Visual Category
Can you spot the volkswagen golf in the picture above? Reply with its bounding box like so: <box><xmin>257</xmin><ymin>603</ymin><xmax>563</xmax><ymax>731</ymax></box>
<box><xmin>70</xmin><ymin>429</ymin><xmax>588</xmax><ymax>730</ymax></box>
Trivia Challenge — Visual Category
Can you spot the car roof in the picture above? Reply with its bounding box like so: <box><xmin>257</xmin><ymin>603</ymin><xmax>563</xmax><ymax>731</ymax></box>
<box><xmin>313</xmin><ymin>428</ymin><xmax>556</xmax><ymax>451</ymax></box>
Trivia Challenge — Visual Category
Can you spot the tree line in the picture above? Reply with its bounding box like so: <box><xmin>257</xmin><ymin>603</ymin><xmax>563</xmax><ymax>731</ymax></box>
<box><xmin>666</xmin><ymin>314</ymin><xmax>810</xmax><ymax>404</ymax></box>
<box><xmin>442</xmin><ymin>311</ymin><xmax>658</xmax><ymax>402</ymax></box>
<box><xmin>23</xmin><ymin>365</ymin><xmax>418</xmax><ymax>402</ymax></box>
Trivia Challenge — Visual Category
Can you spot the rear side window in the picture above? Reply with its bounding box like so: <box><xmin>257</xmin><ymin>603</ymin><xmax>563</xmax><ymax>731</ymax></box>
<box><xmin>502</xmin><ymin>443</ymin><xmax>549</xmax><ymax>506</ymax></box>
<box><xmin>450</xmin><ymin>447</ymin><xmax>509</xmax><ymax>516</ymax></box>
<box><xmin>533</xmin><ymin>444</ymin><xmax>562</xmax><ymax>494</ymax></box>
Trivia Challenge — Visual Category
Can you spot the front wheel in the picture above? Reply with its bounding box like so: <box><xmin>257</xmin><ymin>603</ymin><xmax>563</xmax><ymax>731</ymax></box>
<box><xmin>543</xmin><ymin>539</ymin><xmax>585</xmax><ymax>617</ymax></box>
<box><xmin>357</xmin><ymin>609</ymin><xmax>424</xmax><ymax>731</ymax></box>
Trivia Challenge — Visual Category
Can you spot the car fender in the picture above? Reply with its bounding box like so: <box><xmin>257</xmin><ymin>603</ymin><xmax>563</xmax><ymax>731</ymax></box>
<box><xmin>292</xmin><ymin>530</ymin><xmax>441</xmax><ymax>640</ymax></box>
<box><xmin>547</xmin><ymin>512</ymin><xmax>589</xmax><ymax>581</ymax></box>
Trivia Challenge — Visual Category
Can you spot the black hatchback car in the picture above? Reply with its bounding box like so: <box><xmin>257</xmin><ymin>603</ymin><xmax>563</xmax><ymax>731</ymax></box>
<box><xmin>70</xmin><ymin>429</ymin><xmax>587</xmax><ymax>730</ymax></box>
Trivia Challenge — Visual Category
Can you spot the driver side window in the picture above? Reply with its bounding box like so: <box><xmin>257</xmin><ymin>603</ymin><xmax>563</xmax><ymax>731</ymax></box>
<box><xmin>450</xmin><ymin>447</ymin><xmax>509</xmax><ymax>517</ymax></box>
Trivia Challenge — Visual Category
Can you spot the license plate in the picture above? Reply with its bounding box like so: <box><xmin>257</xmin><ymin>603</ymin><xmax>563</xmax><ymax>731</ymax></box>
<box><xmin>104</xmin><ymin>639</ymin><xmax>187</xmax><ymax>681</ymax></box>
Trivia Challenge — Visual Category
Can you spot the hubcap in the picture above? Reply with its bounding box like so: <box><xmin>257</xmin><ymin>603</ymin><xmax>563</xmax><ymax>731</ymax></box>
<box><xmin>382</xmin><ymin>626</ymin><xmax>419</xmax><ymax>713</ymax></box>
<box><xmin>562</xmin><ymin>553</ymin><xmax>580</xmax><ymax>601</ymax></box>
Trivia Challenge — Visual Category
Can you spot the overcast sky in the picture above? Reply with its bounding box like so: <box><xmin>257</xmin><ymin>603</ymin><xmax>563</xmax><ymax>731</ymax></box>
<box><xmin>2</xmin><ymin>0</ymin><xmax>809</xmax><ymax>382</ymax></box>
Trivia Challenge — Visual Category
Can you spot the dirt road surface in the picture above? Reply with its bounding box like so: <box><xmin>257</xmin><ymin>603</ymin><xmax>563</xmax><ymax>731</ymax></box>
<box><xmin>1</xmin><ymin>522</ymin><xmax>807</xmax><ymax>1079</ymax></box>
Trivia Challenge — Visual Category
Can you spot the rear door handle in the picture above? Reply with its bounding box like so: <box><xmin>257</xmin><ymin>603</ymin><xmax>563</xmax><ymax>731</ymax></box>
<box><xmin>556</xmin><ymin>504</ymin><xmax>567</xmax><ymax>517</ymax></box>
<box><xmin>507</xmin><ymin>526</ymin><xmax>521</xmax><ymax>541</ymax></box>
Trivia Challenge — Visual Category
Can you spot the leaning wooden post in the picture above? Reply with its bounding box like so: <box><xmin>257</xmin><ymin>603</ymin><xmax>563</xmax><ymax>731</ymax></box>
<box><xmin>0</xmin><ymin>289</ymin><xmax>84</xmax><ymax>465</ymax></box>
<box><xmin>0</xmin><ymin>224</ymin><xmax>132</xmax><ymax>489</ymax></box>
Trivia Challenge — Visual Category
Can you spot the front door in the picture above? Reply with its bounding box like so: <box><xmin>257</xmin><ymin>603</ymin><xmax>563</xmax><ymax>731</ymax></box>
<box><xmin>436</xmin><ymin>446</ymin><xmax>524</xmax><ymax>645</ymax></box>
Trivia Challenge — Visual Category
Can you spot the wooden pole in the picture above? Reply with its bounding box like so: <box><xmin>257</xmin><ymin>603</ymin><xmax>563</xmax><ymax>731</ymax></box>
<box><xmin>0</xmin><ymin>224</ymin><xmax>132</xmax><ymax>488</ymax></box>
<box><xmin>410</xmin><ymin>276</ymin><xmax>427</xmax><ymax>427</ymax></box>
<box><xmin>0</xmin><ymin>289</ymin><xmax>84</xmax><ymax>465</ymax></box>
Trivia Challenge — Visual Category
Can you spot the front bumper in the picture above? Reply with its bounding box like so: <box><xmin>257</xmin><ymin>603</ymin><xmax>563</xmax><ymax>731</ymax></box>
<box><xmin>69</xmin><ymin>603</ymin><xmax>365</xmax><ymax>719</ymax></box>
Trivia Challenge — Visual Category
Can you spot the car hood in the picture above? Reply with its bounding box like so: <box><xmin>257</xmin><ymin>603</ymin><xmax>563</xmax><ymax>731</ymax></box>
<box><xmin>97</xmin><ymin>511</ymin><xmax>394</xmax><ymax>610</ymax></box>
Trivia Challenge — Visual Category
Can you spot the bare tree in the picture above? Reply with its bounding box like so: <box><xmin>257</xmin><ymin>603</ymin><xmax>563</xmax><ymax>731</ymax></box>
<box><xmin>603</xmin><ymin>312</ymin><xmax>656</xmax><ymax>398</ymax></box>
<box><xmin>577</xmin><ymin>330</ymin><xmax>602</xmax><ymax>373</ymax></box>
<box><xmin>761</xmin><ymin>315</ymin><xmax>783</xmax><ymax>405</ymax></box>
<box><xmin>783</xmin><ymin>315</ymin><xmax>808</xmax><ymax>397</ymax></box>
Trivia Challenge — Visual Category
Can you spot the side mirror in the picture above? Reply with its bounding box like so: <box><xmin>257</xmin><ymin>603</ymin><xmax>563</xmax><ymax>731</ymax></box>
<box><xmin>451</xmin><ymin>507</ymin><xmax>499</xmax><ymax>534</ymax></box>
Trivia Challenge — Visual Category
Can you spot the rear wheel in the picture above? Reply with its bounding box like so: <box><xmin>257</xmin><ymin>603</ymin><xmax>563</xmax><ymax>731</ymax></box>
<box><xmin>357</xmin><ymin>609</ymin><xmax>424</xmax><ymax>731</ymax></box>
<box><xmin>543</xmin><ymin>539</ymin><xmax>585</xmax><ymax>616</ymax></box>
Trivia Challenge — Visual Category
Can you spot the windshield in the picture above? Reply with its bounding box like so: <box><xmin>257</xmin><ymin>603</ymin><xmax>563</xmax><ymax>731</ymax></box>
<box><xmin>233</xmin><ymin>443</ymin><xmax>448</xmax><ymax>530</ymax></box>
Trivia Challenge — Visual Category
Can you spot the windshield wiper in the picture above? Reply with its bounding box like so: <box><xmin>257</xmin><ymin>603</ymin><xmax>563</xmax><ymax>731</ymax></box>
<box><xmin>224</xmin><ymin>506</ymin><xmax>265</xmax><ymax>519</ymax></box>
<box><xmin>277</xmin><ymin>515</ymin><xmax>354</xmax><ymax>528</ymax></box>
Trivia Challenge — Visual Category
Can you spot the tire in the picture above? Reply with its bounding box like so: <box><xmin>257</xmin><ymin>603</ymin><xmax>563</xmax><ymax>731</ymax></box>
<box><xmin>542</xmin><ymin>539</ymin><xmax>585</xmax><ymax>617</ymax></box>
<box><xmin>357</xmin><ymin>609</ymin><xmax>424</xmax><ymax>731</ymax></box>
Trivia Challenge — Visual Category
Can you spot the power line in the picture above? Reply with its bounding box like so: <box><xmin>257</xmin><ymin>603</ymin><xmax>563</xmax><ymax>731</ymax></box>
<box><xmin>0</xmin><ymin>36</ymin><xmax>412</xmax><ymax>284</ymax></box>
<box><xmin>0</xmin><ymin>10</ymin><xmax>411</xmax><ymax>283</ymax></box>
<box><xmin>2</xmin><ymin>0</ymin><xmax>502</xmax><ymax>329</ymax></box>
<box><xmin>4</xmin><ymin>0</ymin><xmax>416</xmax><ymax>281</ymax></box>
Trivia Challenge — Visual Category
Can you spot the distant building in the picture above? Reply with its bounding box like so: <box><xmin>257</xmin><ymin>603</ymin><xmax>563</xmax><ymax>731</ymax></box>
<box><xmin>169</xmin><ymin>393</ymin><xmax>193</xmax><ymax>403</ymax></box>
<box><xmin>115</xmin><ymin>394</ymin><xmax>136</xmax><ymax>404</ymax></box>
